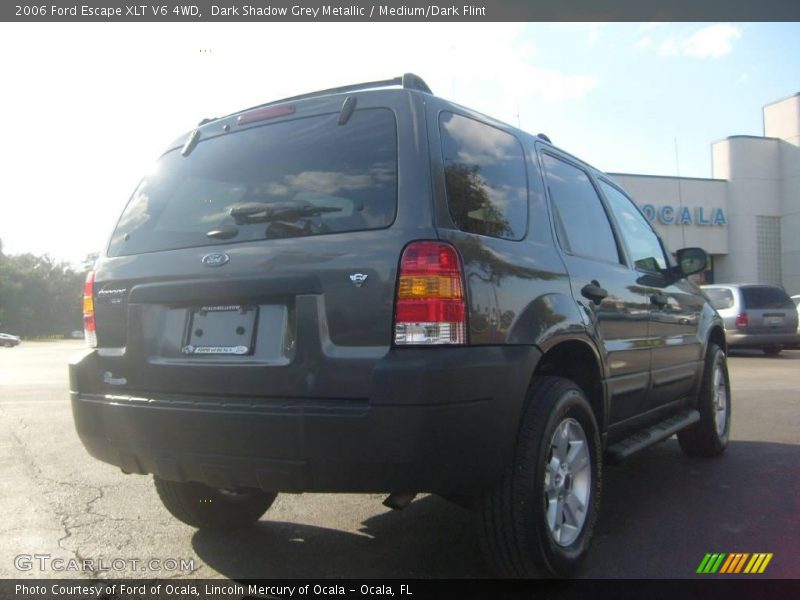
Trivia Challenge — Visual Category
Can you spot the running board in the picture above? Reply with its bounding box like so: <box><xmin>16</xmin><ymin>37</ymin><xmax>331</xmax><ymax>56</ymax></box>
<box><xmin>606</xmin><ymin>409</ymin><xmax>700</xmax><ymax>464</ymax></box>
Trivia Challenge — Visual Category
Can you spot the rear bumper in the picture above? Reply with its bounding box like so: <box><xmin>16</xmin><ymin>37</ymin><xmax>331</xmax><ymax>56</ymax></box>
<box><xmin>70</xmin><ymin>346</ymin><xmax>540</xmax><ymax>494</ymax></box>
<box><xmin>725</xmin><ymin>330</ymin><xmax>800</xmax><ymax>348</ymax></box>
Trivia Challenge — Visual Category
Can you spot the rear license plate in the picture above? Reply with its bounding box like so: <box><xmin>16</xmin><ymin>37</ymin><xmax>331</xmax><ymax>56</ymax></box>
<box><xmin>183</xmin><ymin>305</ymin><xmax>257</xmax><ymax>355</ymax></box>
<box><xmin>765</xmin><ymin>316</ymin><xmax>784</xmax><ymax>326</ymax></box>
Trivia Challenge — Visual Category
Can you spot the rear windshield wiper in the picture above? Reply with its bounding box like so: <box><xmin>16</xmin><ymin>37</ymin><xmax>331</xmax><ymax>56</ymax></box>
<box><xmin>229</xmin><ymin>201</ymin><xmax>341</xmax><ymax>225</ymax></box>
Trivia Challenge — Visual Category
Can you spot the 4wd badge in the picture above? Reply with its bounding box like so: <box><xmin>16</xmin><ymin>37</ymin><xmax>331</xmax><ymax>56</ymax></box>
<box><xmin>349</xmin><ymin>273</ymin><xmax>368</xmax><ymax>287</ymax></box>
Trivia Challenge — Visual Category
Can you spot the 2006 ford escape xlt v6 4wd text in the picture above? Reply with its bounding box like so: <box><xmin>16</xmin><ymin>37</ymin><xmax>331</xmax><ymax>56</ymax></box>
<box><xmin>71</xmin><ymin>74</ymin><xmax>730</xmax><ymax>577</ymax></box>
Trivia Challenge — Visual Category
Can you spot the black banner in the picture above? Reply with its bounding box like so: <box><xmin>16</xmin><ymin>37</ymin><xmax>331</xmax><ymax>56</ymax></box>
<box><xmin>4</xmin><ymin>579</ymin><xmax>800</xmax><ymax>600</ymax></box>
<box><xmin>3</xmin><ymin>0</ymin><xmax>800</xmax><ymax>22</ymax></box>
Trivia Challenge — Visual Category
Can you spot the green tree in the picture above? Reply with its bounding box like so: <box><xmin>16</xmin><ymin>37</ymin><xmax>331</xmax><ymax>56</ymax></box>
<box><xmin>0</xmin><ymin>252</ymin><xmax>84</xmax><ymax>337</ymax></box>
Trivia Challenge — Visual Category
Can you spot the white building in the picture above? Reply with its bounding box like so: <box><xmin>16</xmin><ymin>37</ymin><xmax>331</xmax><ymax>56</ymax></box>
<box><xmin>611</xmin><ymin>92</ymin><xmax>800</xmax><ymax>295</ymax></box>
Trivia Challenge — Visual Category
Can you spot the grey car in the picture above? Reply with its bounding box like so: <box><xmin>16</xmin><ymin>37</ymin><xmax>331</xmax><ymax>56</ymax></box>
<box><xmin>70</xmin><ymin>73</ymin><xmax>730</xmax><ymax>577</ymax></box>
<box><xmin>702</xmin><ymin>284</ymin><xmax>799</xmax><ymax>355</ymax></box>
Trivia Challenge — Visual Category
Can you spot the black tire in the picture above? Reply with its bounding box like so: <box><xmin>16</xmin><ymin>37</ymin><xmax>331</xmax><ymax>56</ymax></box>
<box><xmin>153</xmin><ymin>476</ymin><xmax>277</xmax><ymax>530</ymax></box>
<box><xmin>678</xmin><ymin>343</ymin><xmax>731</xmax><ymax>457</ymax></box>
<box><xmin>763</xmin><ymin>346</ymin><xmax>782</xmax><ymax>356</ymax></box>
<box><xmin>480</xmin><ymin>376</ymin><xmax>603</xmax><ymax>577</ymax></box>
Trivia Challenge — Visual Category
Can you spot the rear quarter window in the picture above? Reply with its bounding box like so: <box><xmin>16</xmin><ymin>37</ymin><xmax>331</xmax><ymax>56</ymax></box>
<box><xmin>704</xmin><ymin>288</ymin><xmax>734</xmax><ymax>310</ymax></box>
<box><xmin>439</xmin><ymin>112</ymin><xmax>528</xmax><ymax>240</ymax></box>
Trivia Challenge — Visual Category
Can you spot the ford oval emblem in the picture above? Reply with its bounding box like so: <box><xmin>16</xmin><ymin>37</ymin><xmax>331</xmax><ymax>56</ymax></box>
<box><xmin>202</xmin><ymin>252</ymin><xmax>230</xmax><ymax>267</ymax></box>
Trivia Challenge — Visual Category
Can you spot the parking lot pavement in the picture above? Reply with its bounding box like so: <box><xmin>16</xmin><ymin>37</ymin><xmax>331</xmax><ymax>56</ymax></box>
<box><xmin>1</xmin><ymin>341</ymin><xmax>798</xmax><ymax>579</ymax></box>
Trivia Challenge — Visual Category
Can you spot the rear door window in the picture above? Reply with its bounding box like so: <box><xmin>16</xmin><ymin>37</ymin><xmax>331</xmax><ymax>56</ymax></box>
<box><xmin>108</xmin><ymin>108</ymin><xmax>397</xmax><ymax>256</ymax></box>
<box><xmin>741</xmin><ymin>286</ymin><xmax>794</xmax><ymax>309</ymax></box>
<box><xmin>439</xmin><ymin>112</ymin><xmax>528</xmax><ymax>240</ymax></box>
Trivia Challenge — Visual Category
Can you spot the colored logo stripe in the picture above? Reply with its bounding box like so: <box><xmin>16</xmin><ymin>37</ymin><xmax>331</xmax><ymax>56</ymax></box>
<box><xmin>744</xmin><ymin>553</ymin><xmax>773</xmax><ymax>574</ymax></box>
<box><xmin>698</xmin><ymin>552</ymin><xmax>773</xmax><ymax>574</ymax></box>
<box><xmin>719</xmin><ymin>553</ymin><xmax>749</xmax><ymax>573</ymax></box>
<box><xmin>697</xmin><ymin>553</ymin><xmax>726</xmax><ymax>573</ymax></box>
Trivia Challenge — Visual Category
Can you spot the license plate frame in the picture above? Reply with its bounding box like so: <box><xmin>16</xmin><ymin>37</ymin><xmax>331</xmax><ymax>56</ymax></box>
<box><xmin>765</xmin><ymin>315</ymin><xmax>784</xmax><ymax>326</ymax></box>
<box><xmin>183</xmin><ymin>305</ymin><xmax>258</xmax><ymax>356</ymax></box>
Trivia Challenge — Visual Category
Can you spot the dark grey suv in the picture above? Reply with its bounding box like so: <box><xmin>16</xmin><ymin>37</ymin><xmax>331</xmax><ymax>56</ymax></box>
<box><xmin>70</xmin><ymin>74</ymin><xmax>730</xmax><ymax>577</ymax></box>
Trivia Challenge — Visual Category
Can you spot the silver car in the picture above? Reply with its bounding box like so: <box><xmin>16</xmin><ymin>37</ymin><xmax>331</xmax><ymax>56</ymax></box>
<box><xmin>702</xmin><ymin>284</ymin><xmax>799</xmax><ymax>355</ymax></box>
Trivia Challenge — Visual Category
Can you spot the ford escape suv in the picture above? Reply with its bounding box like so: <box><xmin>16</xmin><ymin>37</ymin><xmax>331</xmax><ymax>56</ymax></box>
<box><xmin>71</xmin><ymin>74</ymin><xmax>730</xmax><ymax>577</ymax></box>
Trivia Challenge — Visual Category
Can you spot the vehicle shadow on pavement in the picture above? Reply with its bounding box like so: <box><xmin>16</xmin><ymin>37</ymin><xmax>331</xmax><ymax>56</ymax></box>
<box><xmin>190</xmin><ymin>440</ymin><xmax>800</xmax><ymax>579</ymax></box>
<box><xmin>729</xmin><ymin>349</ymin><xmax>800</xmax><ymax>359</ymax></box>
<box><xmin>191</xmin><ymin>494</ymin><xmax>487</xmax><ymax>578</ymax></box>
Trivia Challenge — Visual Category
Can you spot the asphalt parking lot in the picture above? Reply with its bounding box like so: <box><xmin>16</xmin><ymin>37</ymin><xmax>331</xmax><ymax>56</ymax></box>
<box><xmin>1</xmin><ymin>340</ymin><xmax>798</xmax><ymax>579</ymax></box>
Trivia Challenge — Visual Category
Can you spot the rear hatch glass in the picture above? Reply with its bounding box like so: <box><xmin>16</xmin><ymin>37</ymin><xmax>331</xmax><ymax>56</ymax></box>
<box><xmin>740</xmin><ymin>286</ymin><xmax>797</xmax><ymax>333</ymax></box>
<box><xmin>741</xmin><ymin>286</ymin><xmax>794</xmax><ymax>310</ymax></box>
<box><xmin>108</xmin><ymin>108</ymin><xmax>397</xmax><ymax>256</ymax></box>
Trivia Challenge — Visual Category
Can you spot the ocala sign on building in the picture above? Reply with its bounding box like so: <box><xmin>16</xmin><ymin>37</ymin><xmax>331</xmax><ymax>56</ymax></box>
<box><xmin>640</xmin><ymin>205</ymin><xmax>727</xmax><ymax>226</ymax></box>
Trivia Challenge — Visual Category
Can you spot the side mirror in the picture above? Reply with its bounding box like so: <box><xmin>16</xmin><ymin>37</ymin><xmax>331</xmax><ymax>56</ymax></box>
<box><xmin>675</xmin><ymin>247</ymin><xmax>708</xmax><ymax>277</ymax></box>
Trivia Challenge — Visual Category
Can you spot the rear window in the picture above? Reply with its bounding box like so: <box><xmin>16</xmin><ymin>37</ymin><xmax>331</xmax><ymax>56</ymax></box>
<box><xmin>740</xmin><ymin>286</ymin><xmax>794</xmax><ymax>309</ymax></box>
<box><xmin>704</xmin><ymin>288</ymin><xmax>734</xmax><ymax>310</ymax></box>
<box><xmin>108</xmin><ymin>108</ymin><xmax>397</xmax><ymax>256</ymax></box>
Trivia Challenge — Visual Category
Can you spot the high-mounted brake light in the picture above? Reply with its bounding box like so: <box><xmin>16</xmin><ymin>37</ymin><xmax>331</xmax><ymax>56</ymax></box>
<box><xmin>394</xmin><ymin>241</ymin><xmax>467</xmax><ymax>345</ymax></box>
<box><xmin>236</xmin><ymin>104</ymin><xmax>296</xmax><ymax>126</ymax></box>
<box><xmin>83</xmin><ymin>270</ymin><xmax>97</xmax><ymax>348</ymax></box>
<box><xmin>735</xmin><ymin>312</ymin><xmax>749</xmax><ymax>329</ymax></box>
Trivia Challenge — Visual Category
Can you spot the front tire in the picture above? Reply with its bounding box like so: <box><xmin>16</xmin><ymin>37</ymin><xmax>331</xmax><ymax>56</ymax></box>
<box><xmin>154</xmin><ymin>476</ymin><xmax>277</xmax><ymax>530</ymax></box>
<box><xmin>763</xmin><ymin>346</ymin><xmax>782</xmax><ymax>356</ymax></box>
<box><xmin>678</xmin><ymin>343</ymin><xmax>731</xmax><ymax>457</ymax></box>
<box><xmin>480</xmin><ymin>376</ymin><xmax>602</xmax><ymax>577</ymax></box>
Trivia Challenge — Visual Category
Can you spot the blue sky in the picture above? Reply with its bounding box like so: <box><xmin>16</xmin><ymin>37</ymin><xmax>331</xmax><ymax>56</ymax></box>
<box><xmin>0</xmin><ymin>21</ymin><xmax>798</xmax><ymax>264</ymax></box>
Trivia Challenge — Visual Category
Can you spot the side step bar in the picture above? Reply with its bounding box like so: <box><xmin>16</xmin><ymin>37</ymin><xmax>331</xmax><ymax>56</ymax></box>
<box><xmin>606</xmin><ymin>409</ymin><xmax>700</xmax><ymax>464</ymax></box>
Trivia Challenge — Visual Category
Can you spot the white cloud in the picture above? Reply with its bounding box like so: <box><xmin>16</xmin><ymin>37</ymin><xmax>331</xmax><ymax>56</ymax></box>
<box><xmin>658</xmin><ymin>24</ymin><xmax>742</xmax><ymax>60</ymax></box>
<box><xmin>634</xmin><ymin>36</ymin><xmax>652</xmax><ymax>50</ymax></box>
<box><xmin>683</xmin><ymin>24</ymin><xmax>742</xmax><ymax>59</ymax></box>
<box><xmin>0</xmin><ymin>22</ymin><xmax>600</xmax><ymax>262</ymax></box>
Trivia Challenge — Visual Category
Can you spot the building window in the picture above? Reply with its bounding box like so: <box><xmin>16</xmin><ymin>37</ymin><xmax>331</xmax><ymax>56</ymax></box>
<box><xmin>756</xmin><ymin>216</ymin><xmax>782</xmax><ymax>285</ymax></box>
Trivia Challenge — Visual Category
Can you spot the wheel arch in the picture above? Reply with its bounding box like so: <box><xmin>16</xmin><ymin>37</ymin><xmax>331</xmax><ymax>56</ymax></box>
<box><xmin>533</xmin><ymin>337</ymin><xmax>607</xmax><ymax>435</ymax></box>
<box><xmin>707</xmin><ymin>324</ymin><xmax>727</xmax><ymax>355</ymax></box>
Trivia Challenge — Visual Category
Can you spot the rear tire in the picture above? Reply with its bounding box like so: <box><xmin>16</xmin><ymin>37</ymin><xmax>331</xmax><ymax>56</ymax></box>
<box><xmin>480</xmin><ymin>376</ymin><xmax>602</xmax><ymax>577</ymax></box>
<box><xmin>678</xmin><ymin>343</ymin><xmax>731</xmax><ymax>457</ymax></box>
<box><xmin>154</xmin><ymin>476</ymin><xmax>276</xmax><ymax>530</ymax></box>
<box><xmin>763</xmin><ymin>346</ymin><xmax>782</xmax><ymax>356</ymax></box>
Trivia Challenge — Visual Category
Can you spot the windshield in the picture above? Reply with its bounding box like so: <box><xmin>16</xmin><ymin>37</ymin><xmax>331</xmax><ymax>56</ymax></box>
<box><xmin>108</xmin><ymin>108</ymin><xmax>397</xmax><ymax>256</ymax></box>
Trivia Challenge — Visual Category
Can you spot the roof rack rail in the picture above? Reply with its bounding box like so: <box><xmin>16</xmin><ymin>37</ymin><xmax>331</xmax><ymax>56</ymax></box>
<box><xmin>226</xmin><ymin>73</ymin><xmax>433</xmax><ymax>119</ymax></box>
<box><xmin>265</xmin><ymin>73</ymin><xmax>433</xmax><ymax>106</ymax></box>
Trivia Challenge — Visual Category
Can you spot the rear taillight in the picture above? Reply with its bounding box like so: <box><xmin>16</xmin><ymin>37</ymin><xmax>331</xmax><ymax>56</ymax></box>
<box><xmin>735</xmin><ymin>312</ymin><xmax>749</xmax><ymax>329</ymax></box>
<box><xmin>83</xmin><ymin>270</ymin><xmax>97</xmax><ymax>348</ymax></box>
<box><xmin>394</xmin><ymin>241</ymin><xmax>467</xmax><ymax>345</ymax></box>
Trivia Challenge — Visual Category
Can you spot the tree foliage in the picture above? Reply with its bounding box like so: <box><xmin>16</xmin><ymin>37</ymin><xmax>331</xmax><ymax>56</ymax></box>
<box><xmin>0</xmin><ymin>249</ymin><xmax>85</xmax><ymax>337</ymax></box>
